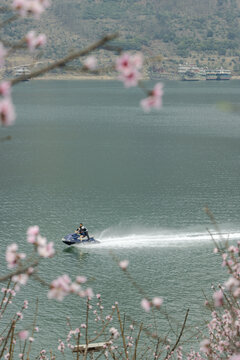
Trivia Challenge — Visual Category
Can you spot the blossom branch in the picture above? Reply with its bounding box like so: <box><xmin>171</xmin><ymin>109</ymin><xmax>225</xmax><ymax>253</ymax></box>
<box><xmin>164</xmin><ymin>309</ymin><xmax>189</xmax><ymax>360</ymax></box>
<box><xmin>0</xmin><ymin>14</ymin><xmax>18</xmax><ymax>29</ymax></box>
<box><xmin>132</xmin><ymin>323</ymin><xmax>143</xmax><ymax>360</ymax></box>
<box><xmin>0</xmin><ymin>260</ymin><xmax>38</xmax><ymax>283</ymax></box>
<box><xmin>116</xmin><ymin>304</ymin><xmax>128</xmax><ymax>359</ymax></box>
<box><xmin>10</xmin><ymin>33</ymin><xmax>118</xmax><ymax>85</ymax></box>
<box><xmin>26</xmin><ymin>298</ymin><xmax>38</xmax><ymax>360</ymax></box>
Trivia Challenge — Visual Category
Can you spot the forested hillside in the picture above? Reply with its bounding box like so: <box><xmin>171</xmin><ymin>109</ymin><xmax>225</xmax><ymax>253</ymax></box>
<box><xmin>2</xmin><ymin>0</ymin><xmax>240</xmax><ymax>76</ymax></box>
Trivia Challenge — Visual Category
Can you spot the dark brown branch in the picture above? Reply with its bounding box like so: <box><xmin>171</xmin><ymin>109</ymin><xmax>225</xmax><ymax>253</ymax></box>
<box><xmin>164</xmin><ymin>309</ymin><xmax>189</xmax><ymax>360</ymax></box>
<box><xmin>0</xmin><ymin>14</ymin><xmax>18</xmax><ymax>28</ymax></box>
<box><xmin>10</xmin><ymin>33</ymin><xmax>118</xmax><ymax>85</ymax></box>
<box><xmin>0</xmin><ymin>135</ymin><xmax>12</xmax><ymax>142</ymax></box>
<box><xmin>133</xmin><ymin>323</ymin><xmax>143</xmax><ymax>360</ymax></box>
<box><xmin>0</xmin><ymin>260</ymin><xmax>38</xmax><ymax>283</ymax></box>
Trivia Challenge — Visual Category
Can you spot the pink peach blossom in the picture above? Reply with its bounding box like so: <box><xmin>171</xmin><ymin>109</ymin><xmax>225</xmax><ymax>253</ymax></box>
<box><xmin>116</xmin><ymin>52</ymin><xmax>143</xmax><ymax>88</ymax></box>
<box><xmin>85</xmin><ymin>287</ymin><xmax>94</xmax><ymax>299</ymax></box>
<box><xmin>27</xmin><ymin>225</ymin><xmax>39</xmax><ymax>237</ymax></box>
<box><xmin>116</xmin><ymin>53</ymin><xmax>132</xmax><ymax>73</ymax></box>
<box><xmin>58</xmin><ymin>340</ymin><xmax>65</xmax><ymax>353</ymax></box>
<box><xmin>76</xmin><ymin>275</ymin><xmax>87</xmax><ymax>284</ymax></box>
<box><xmin>0</xmin><ymin>82</ymin><xmax>11</xmax><ymax>97</ymax></box>
<box><xmin>48</xmin><ymin>274</ymin><xmax>71</xmax><ymax>301</ymax></box>
<box><xmin>84</xmin><ymin>56</ymin><xmax>97</xmax><ymax>70</ymax></box>
<box><xmin>13</xmin><ymin>0</ymin><xmax>50</xmax><ymax>18</ymax></box>
<box><xmin>109</xmin><ymin>327</ymin><xmax>120</xmax><ymax>339</ymax></box>
<box><xmin>26</xmin><ymin>31</ymin><xmax>46</xmax><ymax>52</ymax></box>
<box><xmin>200</xmin><ymin>339</ymin><xmax>210</xmax><ymax>353</ymax></box>
<box><xmin>141</xmin><ymin>298</ymin><xmax>151</xmax><ymax>312</ymax></box>
<box><xmin>6</xmin><ymin>243</ymin><xmax>25</xmax><ymax>268</ymax></box>
<box><xmin>37</xmin><ymin>240</ymin><xmax>55</xmax><ymax>258</ymax></box>
<box><xmin>152</xmin><ymin>297</ymin><xmax>163</xmax><ymax>308</ymax></box>
<box><xmin>18</xmin><ymin>330</ymin><xmax>29</xmax><ymax>340</ymax></box>
<box><xmin>119</xmin><ymin>68</ymin><xmax>141</xmax><ymax>88</ymax></box>
<box><xmin>140</xmin><ymin>83</ymin><xmax>164</xmax><ymax>112</ymax></box>
<box><xmin>213</xmin><ymin>290</ymin><xmax>224</xmax><ymax>307</ymax></box>
<box><xmin>119</xmin><ymin>260</ymin><xmax>129</xmax><ymax>270</ymax></box>
<box><xmin>12</xmin><ymin>274</ymin><xmax>29</xmax><ymax>287</ymax></box>
<box><xmin>0</xmin><ymin>97</ymin><xmax>16</xmax><ymax>126</ymax></box>
<box><xmin>230</xmin><ymin>355</ymin><xmax>240</xmax><ymax>360</ymax></box>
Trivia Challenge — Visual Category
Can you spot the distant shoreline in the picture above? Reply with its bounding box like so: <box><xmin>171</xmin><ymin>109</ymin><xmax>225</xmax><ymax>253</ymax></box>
<box><xmin>33</xmin><ymin>74</ymin><xmax>240</xmax><ymax>81</ymax></box>
<box><xmin>34</xmin><ymin>74</ymin><xmax>118</xmax><ymax>81</ymax></box>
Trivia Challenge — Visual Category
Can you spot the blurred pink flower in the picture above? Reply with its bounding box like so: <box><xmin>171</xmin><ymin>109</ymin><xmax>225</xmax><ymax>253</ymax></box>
<box><xmin>116</xmin><ymin>53</ymin><xmax>132</xmax><ymax>73</ymax></box>
<box><xmin>213</xmin><ymin>290</ymin><xmax>224</xmax><ymax>307</ymax></box>
<box><xmin>200</xmin><ymin>339</ymin><xmax>210</xmax><ymax>353</ymax></box>
<box><xmin>13</xmin><ymin>0</ymin><xmax>50</xmax><ymax>18</ymax></box>
<box><xmin>12</xmin><ymin>0</ymin><xmax>28</xmax><ymax>16</ymax></box>
<box><xmin>6</xmin><ymin>243</ymin><xmax>25</xmax><ymax>268</ymax></box>
<box><xmin>76</xmin><ymin>275</ymin><xmax>87</xmax><ymax>284</ymax></box>
<box><xmin>0</xmin><ymin>97</ymin><xmax>16</xmax><ymax>126</ymax></box>
<box><xmin>85</xmin><ymin>287</ymin><xmax>94</xmax><ymax>299</ymax></box>
<box><xmin>152</xmin><ymin>297</ymin><xmax>163</xmax><ymax>308</ymax></box>
<box><xmin>230</xmin><ymin>355</ymin><xmax>240</xmax><ymax>360</ymax></box>
<box><xmin>48</xmin><ymin>274</ymin><xmax>71</xmax><ymax>301</ymax></box>
<box><xmin>131</xmin><ymin>53</ymin><xmax>143</xmax><ymax>70</ymax></box>
<box><xmin>119</xmin><ymin>68</ymin><xmax>141</xmax><ymax>88</ymax></box>
<box><xmin>84</xmin><ymin>56</ymin><xmax>97</xmax><ymax>70</ymax></box>
<box><xmin>116</xmin><ymin>52</ymin><xmax>143</xmax><ymax>88</ymax></box>
<box><xmin>18</xmin><ymin>330</ymin><xmax>29</xmax><ymax>340</ymax></box>
<box><xmin>109</xmin><ymin>327</ymin><xmax>120</xmax><ymax>339</ymax></box>
<box><xmin>58</xmin><ymin>340</ymin><xmax>65</xmax><ymax>353</ymax></box>
<box><xmin>12</xmin><ymin>274</ymin><xmax>29</xmax><ymax>287</ymax></box>
<box><xmin>224</xmin><ymin>276</ymin><xmax>240</xmax><ymax>290</ymax></box>
<box><xmin>26</xmin><ymin>31</ymin><xmax>46</xmax><ymax>52</ymax></box>
<box><xmin>16</xmin><ymin>312</ymin><xmax>23</xmax><ymax>319</ymax></box>
<box><xmin>140</xmin><ymin>83</ymin><xmax>164</xmax><ymax>112</ymax></box>
<box><xmin>37</xmin><ymin>240</ymin><xmax>55</xmax><ymax>258</ymax></box>
<box><xmin>119</xmin><ymin>260</ymin><xmax>129</xmax><ymax>270</ymax></box>
<box><xmin>141</xmin><ymin>298</ymin><xmax>151</xmax><ymax>312</ymax></box>
<box><xmin>27</xmin><ymin>225</ymin><xmax>40</xmax><ymax>237</ymax></box>
<box><xmin>0</xmin><ymin>82</ymin><xmax>11</xmax><ymax>97</ymax></box>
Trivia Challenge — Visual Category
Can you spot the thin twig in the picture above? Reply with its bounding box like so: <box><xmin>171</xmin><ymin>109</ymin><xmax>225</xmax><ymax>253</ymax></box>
<box><xmin>83</xmin><ymin>298</ymin><xmax>90</xmax><ymax>360</ymax></box>
<box><xmin>0</xmin><ymin>320</ymin><xmax>15</xmax><ymax>358</ymax></box>
<box><xmin>26</xmin><ymin>298</ymin><xmax>39</xmax><ymax>360</ymax></box>
<box><xmin>133</xmin><ymin>323</ymin><xmax>143</xmax><ymax>360</ymax></box>
<box><xmin>164</xmin><ymin>309</ymin><xmax>189</xmax><ymax>360</ymax></box>
<box><xmin>116</xmin><ymin>305</ymin><xmax>128</xmax><ymax>360</ymax></box>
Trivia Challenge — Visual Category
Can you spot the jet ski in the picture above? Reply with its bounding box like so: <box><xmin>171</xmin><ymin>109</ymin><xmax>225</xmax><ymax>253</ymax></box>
<box><xmin>62</xmin><ymin>233</ymin><xmax>100</xmax><ymax>245</ymax></box>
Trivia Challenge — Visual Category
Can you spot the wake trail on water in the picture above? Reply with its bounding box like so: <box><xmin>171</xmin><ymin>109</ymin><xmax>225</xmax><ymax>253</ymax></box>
<box><xmin>79</xmin><ymin>227</ymin><xmax>240</xmax><ymax>249</ymax></box>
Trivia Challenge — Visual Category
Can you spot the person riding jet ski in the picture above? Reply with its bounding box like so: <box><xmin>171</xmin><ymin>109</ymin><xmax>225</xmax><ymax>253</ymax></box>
<box><xmin>76</xmin><ymin>223</ymin><xmax>90</xmax><ymax>240</ymax></box>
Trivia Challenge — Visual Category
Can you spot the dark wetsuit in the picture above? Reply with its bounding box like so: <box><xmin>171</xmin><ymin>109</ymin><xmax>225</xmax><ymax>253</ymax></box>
<box><xmin>77</xmin><ymin>225</ymin><xmax>90</xmax><ymax>240</ymax></box>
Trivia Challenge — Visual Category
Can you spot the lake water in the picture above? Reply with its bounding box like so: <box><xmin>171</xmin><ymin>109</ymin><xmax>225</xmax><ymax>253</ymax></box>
<box><xmin>0</xmin><ymin>79</ymin><xmax>240</xmax><ymax>355</ymax></box>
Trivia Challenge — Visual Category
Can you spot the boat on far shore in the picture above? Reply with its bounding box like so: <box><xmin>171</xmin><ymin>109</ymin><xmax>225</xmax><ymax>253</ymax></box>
<box><xmin>178</xmin><ymin>64</ymin><xmax>232</xmax><ymax>81</ymax></box>
<box><xmin>206</xmin><ymin>68</ymin><xmax>231</xmax><ymax>80</ymax></box>
<box><xmin>13</xmin><ymin>65</ymin><xmax>31</xmax><ymax>80</ymax></box>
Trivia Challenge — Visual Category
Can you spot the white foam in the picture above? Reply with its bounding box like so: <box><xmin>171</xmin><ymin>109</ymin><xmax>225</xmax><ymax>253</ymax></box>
<box><xmin>78</xmin><ymin>228</ymin><xmax>240</xmax><ymax>249</ymax></box>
